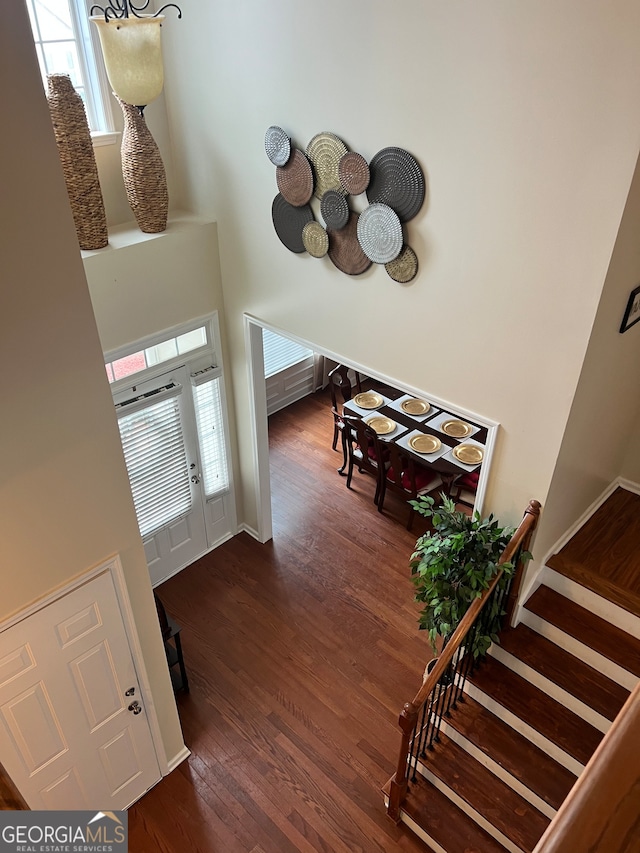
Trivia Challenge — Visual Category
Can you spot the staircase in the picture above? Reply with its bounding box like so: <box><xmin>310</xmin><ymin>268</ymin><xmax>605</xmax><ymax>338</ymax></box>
<box><xmin>384</xmin><ymin>566</ymin><xmax>640</xmax><ymax>853</ymax></box>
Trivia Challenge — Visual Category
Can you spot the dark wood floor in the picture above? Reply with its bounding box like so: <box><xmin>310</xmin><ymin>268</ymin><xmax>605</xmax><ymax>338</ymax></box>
<box><xmin>547</xmin><ymin>486</ymin><xmax>640</xmax><ymax>618</ymax></box>
<box><xmin>128</xmin><ymin>389</ymin><xmax>434</xmax><ymax>852</ymax></box>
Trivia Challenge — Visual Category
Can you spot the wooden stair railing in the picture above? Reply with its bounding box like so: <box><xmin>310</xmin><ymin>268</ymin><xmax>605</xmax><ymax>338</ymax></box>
<box><xmin>387</xmin><ymin>499</ymin><xmax>541</xmax><ymax>823</ymax></box>
<box><xmin>532</xmin><ymin>679</ymin><xmax>640</xmax><ymax>852</ymax></box>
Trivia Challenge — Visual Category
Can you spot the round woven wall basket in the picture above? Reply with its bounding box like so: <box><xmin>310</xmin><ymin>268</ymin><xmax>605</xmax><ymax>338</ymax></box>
<box><xmin>367</xmin><ymin>147</ymin><xmax>425</xmax><ymax>222</ymax></box>
<box><xmin>338</xmin><ymin>151</ymin><xmax>370</xmax><ymax>195</ymax></box>
<box><xmin>272</xmin><ymin>193</ymin><xmax>314</xmax><ymax>253</ymax></box>
<box><xmin>302</xmin><ymin>221</ymin><xmax>329</xmax><ymax>258</ymax></box>
<box><xmin>328</xmin><ymin>211</ymin><xmax>372</xmax><ymax>276</ymax></box>
<box><xmin>357</xmin><ymin>203</ymin><xmax>403</xmax><ymax>264</ymax></box>
<box><xmin>306</xmin><ymin>132</ymin><xmax>348</xmax><ymax>199</ymax></box>
<box><xmin>276</xmin><ymin>148</ymin><xmax>314</xmax><ymax>207</ymax></box>
<box><xmin>385</xmin><ymin>244</ymin><xmax>418</xmax><ymax>283</ymax></box>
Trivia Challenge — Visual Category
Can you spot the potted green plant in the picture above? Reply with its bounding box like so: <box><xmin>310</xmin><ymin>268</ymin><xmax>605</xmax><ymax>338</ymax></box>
<box><xmin>409</xmin><ymin>495</ymin><xmax>523</xmax><ymax>658</ymax></box>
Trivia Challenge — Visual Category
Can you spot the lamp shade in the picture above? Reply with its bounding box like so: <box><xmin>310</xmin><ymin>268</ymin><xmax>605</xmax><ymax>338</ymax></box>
<box><xmin>91</xmin><ymin>16</ymin><xmax>164</xmax><ymax>106</ymax></box>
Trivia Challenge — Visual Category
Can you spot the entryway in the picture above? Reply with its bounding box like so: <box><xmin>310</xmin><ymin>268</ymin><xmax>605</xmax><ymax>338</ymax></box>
<box><xmin>0</xmin><ymin>568</ymin><xmax>161</xmax><ymax>810</ymax></box>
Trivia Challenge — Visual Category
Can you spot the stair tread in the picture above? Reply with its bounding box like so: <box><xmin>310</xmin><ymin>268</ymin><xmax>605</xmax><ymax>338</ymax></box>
<box><xmin>525</xmin><ymin>584</ymin><xmax>640</xmax><ymax>678</ymax></box>
<box><xmin>499</xmin><ymin>624</ymin><xmax>630</xmax><ymax>721</ymax></box>
<box><xmin>391</xmin><ymin>771</ymin><xmax>510</xmax><ymax>853</ymax></box>
<box><xmin>423</xmin><ymin>732</ymin><xmax>549</xmax><ymax>851</ymax></box>
<box><xmin>467</xmin><ymin>656</ymin><xmax>603</xmax><ymax>766</ymax></box>
<box><xmin>443</xmin><ymin>692</ymin><xmax>577</xmax><ymax>810</ymax></box>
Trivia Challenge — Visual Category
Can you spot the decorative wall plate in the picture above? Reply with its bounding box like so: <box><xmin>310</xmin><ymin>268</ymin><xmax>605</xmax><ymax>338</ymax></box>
<box><xmin>385</xmin><ymin>244</ymin><xmax>418</xmax><ymax>283</ymax></box>
<box><xmin>367</xmin><ymin>147</ymin><xmax>425</xmax><ymax>222</ymax></box>
<box><xmin>265</xmin><ymin>126</ymin><xmax>291</xmax><ymax>166</ymax></box>
<box><xmin>338</xmin><ymin>151</ymin><xmax>370</xmax><ymax>195</ymax></box>
<box><xmin>306</xmin><ymin>132</ymin><xmax>348</xmax><ymax>198</ymax></box>
<box><xmin>272</xmin><ymin>193</ymin><xmax>314</xmax><ymax>253</ymax></box>
<box><xmin>321</xmin><ymin>190</ymin><xmax>350</xmax><ymax>230</ymax></box>
<box><xmin>357</xmin><ymin>203</ymin><xmax>403</xmax><ymax>264</ymax></box>
<box><xmin>276</xmin><ymin>148</ymin><xmax>314</xmax><ymax>206</ymax></box>
<box><xmin>327</xmin><ymin>211</ymin><xmax>372</xmax><ymax>275</ymax></box>
<box><xmin>302</xmin><ymin>221</ymin><xmax>329</xmax><ymax>258</ymax></box>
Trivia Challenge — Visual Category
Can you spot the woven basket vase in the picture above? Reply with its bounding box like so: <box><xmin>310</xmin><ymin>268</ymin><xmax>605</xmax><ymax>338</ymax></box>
<box><xmin>47</xmin><ymin>74</ymin><xmax>108</xmax><ymax>250</ymax></box>
<box><xmin>118</xmin><ymin>97</ymin><xmax>168</xmax><ymax>233</ymax></box>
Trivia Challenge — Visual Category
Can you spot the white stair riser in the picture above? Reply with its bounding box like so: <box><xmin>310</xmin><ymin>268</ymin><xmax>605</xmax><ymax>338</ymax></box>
<box><xmin>463</xmin><ymin>681</ymin><xmax>585</xmax><ymax>777</ymax></box>
<box><xmin>382</xmin><ymin>795</ymin><xmax>450</xmax><ymax>853</ymax></box>
<box><xmin>436</xmin><ymin>719</ymin><xmax>556</xmax><ymax>819</ymax></box>
<box><xmin>489</xmin><ymin>645</ymin><xmax>611</xmax><ymax>733</ymax></box>
<box><xmin>540</xmin><ymin>567</ymin><xmax>640</xmax><ymax>639</ymax></box>
<box><xmin>520</xmin><ymin>610</ymin><xmax>637</xmax><ymax>691</ymax></box>
<box><xmin>416</xmin><ymin>763</ymin><xmax>525</xmax><ymax>853</ymax></box>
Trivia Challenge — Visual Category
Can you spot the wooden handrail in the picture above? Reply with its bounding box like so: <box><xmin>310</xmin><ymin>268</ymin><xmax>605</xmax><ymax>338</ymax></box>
<box><xmin>532</xmin><ymin>679</ymin><xmax>640</xmax><ymax>852</ymax></box>
<box><xmin>409</xmin><ymin>499</ymin><xmax>540</xmax><ymax>712</ymax></box>
<box><xmin>387</xmin><ymin>499</ymin><xmax>541</xmax><ymax>822</ymax></box>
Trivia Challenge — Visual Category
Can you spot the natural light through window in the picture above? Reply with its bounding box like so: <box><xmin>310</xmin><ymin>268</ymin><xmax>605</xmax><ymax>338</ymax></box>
<box><xmin>105</xmin><ymin>326</ymin><xmax>209</xmax><ymax>384</ymax></box>
<box><xmin>26</xmin><ymin>0</ymin><xmax>111</xmax><ymax>132</ymax></box>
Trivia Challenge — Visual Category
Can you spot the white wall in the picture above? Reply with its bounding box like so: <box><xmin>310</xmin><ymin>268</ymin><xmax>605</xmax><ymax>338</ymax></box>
<box><xmin>0</xmin><ymin>2</ymin><xmax>184</xmax><ymax>768</ymax></box>
<box><xmin>159</xmin><ymin>0</ymin><xmax>640</xmax><ymax>529</ymax></box>
<box><xmin>83</xmin><ymin>214</ymin><xmax>224</xmax><ymax>353</ymax></box>
<box><xmin>537</xmin><ymin>151</ymin><xmax>640</xmax><ymax>557</ymax></box>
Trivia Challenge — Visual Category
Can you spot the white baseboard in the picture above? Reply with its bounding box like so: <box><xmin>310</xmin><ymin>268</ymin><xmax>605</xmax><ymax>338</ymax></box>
<box><xmin>165</xmin><ymin>745</ymin><xmax>191</xmax><ymax>775</ymax></box>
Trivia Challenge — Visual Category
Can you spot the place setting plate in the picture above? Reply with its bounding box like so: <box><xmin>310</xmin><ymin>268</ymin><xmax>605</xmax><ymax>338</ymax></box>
<box><xmin>387</xmin><ymin>393</ymin><xmax>438</xmax><ymax>422</ymax></box>
<box><xmin>409</xmin><ymin>434</ymin><xmax>441</xmax><ymax>454</ymax></box>
<box><xmin>401</xmin><ymin>397</ymin><xmax>430</xmax><ymax>416</ymax></box>
<box><xmin>365</xmin><ymin>416</ymin><xmax>397</xmax><ymax>436</ymax></box>
<box><xmin>428</xmin><ymin>410</ymin><xmax>481</xmax><ymax>438</ymax></box>
<box><xmin>353</xmin><ymin>391</ymin><xmax>384</xmax><ymax>410</ymax></box>
<box><xmin>442</xmin><ymin>419</ymin><xmax>473</xmax><ymax>439</ymax></box>
<box><xmin>453</xmin><ymin>444</ymin><xmax>484</xmax><ymax>465</ymax></box>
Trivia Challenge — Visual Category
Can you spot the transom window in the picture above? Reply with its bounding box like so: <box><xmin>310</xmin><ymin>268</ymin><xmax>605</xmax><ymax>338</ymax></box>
<box><xmin>105</xmin><ymin>326</ymin><xmax>209</xmax><ymax>384</ymax></box>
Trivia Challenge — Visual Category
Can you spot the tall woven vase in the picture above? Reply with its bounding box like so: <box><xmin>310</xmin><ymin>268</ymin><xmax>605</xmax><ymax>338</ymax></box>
<box><xmin>118</xmin><ymin>98</ymin><xmax>168</xmax><ymax>233</ymax></box>
<box><xmin>47</xmin><ymin>74</ymin><xmax>108</xmax><ymax>250</ymax></box>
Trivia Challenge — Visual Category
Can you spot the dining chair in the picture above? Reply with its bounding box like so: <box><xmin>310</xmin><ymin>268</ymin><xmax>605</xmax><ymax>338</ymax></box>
<box><xmin>343</xmin><ymin>414</ymin><xmax>386</xmax><ymax>507</ymax></box>
<box><xmin>450</xmin><ymin>470</ymin><xmax>479</xmax><ymax>509</ymax></box>
<box><xmin>380</xmin><ymin>442</ymin><xmax>444</xmax><ymax>530</ymax></box>
<box><xmin>329</xmin><ymin>364</ymin><xmax>363</xmax><ymax>473</ymax></box>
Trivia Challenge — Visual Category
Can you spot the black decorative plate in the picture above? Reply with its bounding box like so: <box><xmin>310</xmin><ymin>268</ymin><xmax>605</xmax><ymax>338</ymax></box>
<box><xmin>366</xmin><ymin>147</ymin><xmax>425</xmax><ymax>222</ymax></box>
<box><xmin>265</xmin><ymin>126</ymin><xmax>291</xmax><ymax>166</ymax></box>
<box><xmin>321</xmin><ymin>190</ymin><xmax>349</xmax><ymax>230</ymax></box>
<box><xmin>272</xmin><ymin>194</ymin><xmax>314</xmax><ymax>253</ymax></box>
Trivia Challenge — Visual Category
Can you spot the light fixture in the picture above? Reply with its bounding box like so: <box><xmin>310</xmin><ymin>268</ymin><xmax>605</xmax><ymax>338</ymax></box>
<box><xmin>90</xmin><ymin>1</ymin><xmax>182</xmax><ymax>233</ymax></box>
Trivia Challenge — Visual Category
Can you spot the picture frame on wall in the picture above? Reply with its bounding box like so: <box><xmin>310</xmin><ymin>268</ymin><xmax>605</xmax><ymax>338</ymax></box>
<box><xmin>619</xmin><ymin>284</ymin><xmax>640</xmax><ymax>333</ymax></box>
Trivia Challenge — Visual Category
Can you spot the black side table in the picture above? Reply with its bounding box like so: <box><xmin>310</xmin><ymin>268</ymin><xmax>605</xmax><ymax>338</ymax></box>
<box><xmin>164</xmin><ymin>614</ymin><xmax>189</xmax><ymax>693</ymax></box>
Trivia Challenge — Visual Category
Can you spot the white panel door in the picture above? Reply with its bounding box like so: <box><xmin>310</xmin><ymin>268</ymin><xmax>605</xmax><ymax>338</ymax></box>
<box><xmin>0</xmin><ymin>571</ymin><xmax>161</xmax><ymax>809</ymax></box>
<box><xmin>115</xmin><ymin>365</ymin><xmax>208</xmax><ymax>586</ymax></box>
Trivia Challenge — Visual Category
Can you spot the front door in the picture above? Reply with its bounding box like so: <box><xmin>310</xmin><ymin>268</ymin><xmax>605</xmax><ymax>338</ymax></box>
<box><xmin>115</xmin><ymin>365</ymin><xmax>208</xmax><ymax>586</ymax></box>
<box><xmin>0</xmin><ymin>570</ymin><xmax>161</xmax><ymax>809</ymax></box>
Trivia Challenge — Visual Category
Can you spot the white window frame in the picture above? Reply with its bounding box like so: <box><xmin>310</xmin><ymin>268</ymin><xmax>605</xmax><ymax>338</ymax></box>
<box><xmin>28</xmin><ymin>0</ymin><xmax>116</xmax><ymax>140</ymax></box>
<box><xmin>105</xmin><ymin>314</ymin><xmax>234</xmax><ymax>506</ymax></box>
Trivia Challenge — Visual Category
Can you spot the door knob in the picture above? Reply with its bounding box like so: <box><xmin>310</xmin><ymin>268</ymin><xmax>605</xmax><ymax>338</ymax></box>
<box><xmin>125</xmin><ymin>687</ymin><xmax>135</xmax><ymax>696</ymax></box>
<box><xmin>191</xmin><ymin>474</ymin><xmax>201</xmax><ymax>484</ymax></box>
<box><xmin>128</xmin><ymin>701</ymin><xmax>142</xmax><ymax>715</ymax></box>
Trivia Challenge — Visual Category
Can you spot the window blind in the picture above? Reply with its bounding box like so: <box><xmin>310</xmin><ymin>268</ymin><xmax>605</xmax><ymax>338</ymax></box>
<box><xmin>192</xmin><ymin>375</ymin><xmax>230</xmax><ymax>498</ymax></box>
<box><xmin>117</xmin><ymin>393</ymin><xmax>192</xmax><ymax>538</ymax></box>
<box><xmin>262</xmin><ymin>329</ymin><xmax>313</xmax><ymax>378</ymax></box>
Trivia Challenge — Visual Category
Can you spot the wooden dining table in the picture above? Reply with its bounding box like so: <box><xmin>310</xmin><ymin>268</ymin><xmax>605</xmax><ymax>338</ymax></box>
<box><xmin>341</xmin><ymin>387</ymin><xmax>487</xmax><ymax>497</ymax></box>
